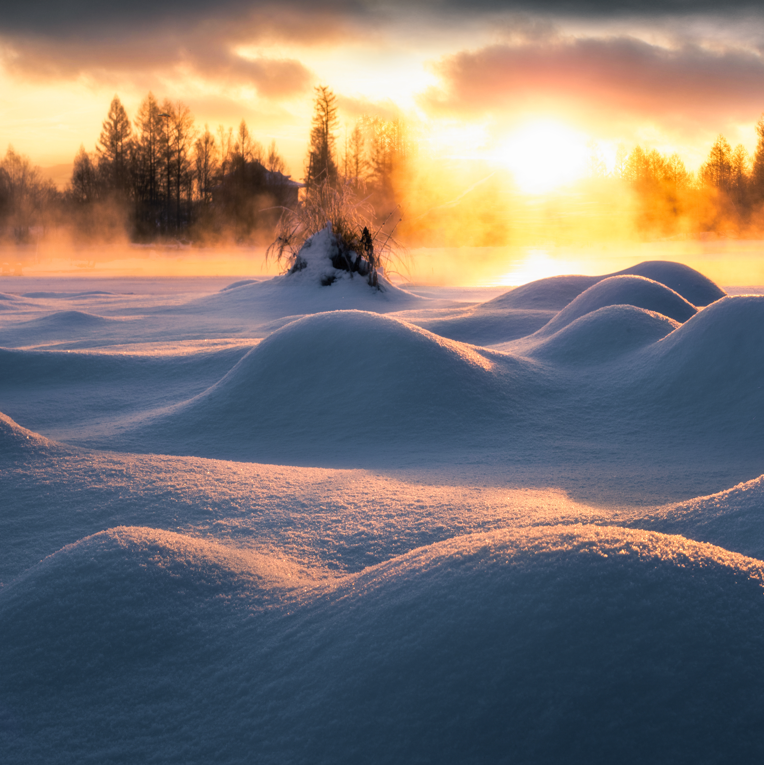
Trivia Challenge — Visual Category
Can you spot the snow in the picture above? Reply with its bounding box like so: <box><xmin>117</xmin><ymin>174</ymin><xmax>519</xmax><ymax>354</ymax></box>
<box><xmin>1</xmin><ymin>230</ymin><xmax>764</xmax><ymax>762</ymax></box>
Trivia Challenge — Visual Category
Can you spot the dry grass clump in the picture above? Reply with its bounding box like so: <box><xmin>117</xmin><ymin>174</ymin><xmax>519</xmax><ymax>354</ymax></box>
<box><xmin>266</xmin><ymin>181</ymin><xmax>405</xmax><ymax>287</ymax></box>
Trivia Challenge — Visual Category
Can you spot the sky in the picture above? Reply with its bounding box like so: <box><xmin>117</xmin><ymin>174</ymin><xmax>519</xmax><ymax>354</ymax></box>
<box><xmin>2</xmin><ymin>1</ymin><xmax>764</xmax><ymax>183</ymax></box>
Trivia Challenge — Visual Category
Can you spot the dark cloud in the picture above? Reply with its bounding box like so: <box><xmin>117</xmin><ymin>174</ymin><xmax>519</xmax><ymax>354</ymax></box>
<box><xmin>422</xmin><ymin>36</ymin><xmax>764</xmax><ymax>131</ymax></box>
<box><xmin>1</xmin><ymin>0</ymin><xmax>761</xmax><ymax>39</ymax></box>
<box><xmin>0</xmin><ymin>1</ymin><xmax>369</xmax><ymax>38</ymax></box>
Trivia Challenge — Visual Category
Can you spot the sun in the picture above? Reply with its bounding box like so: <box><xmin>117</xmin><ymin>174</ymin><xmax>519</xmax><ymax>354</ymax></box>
<box><xmin>497</xmin><ymin>120</ymin><xmax>589</xmax><ymax>194</ymax></box>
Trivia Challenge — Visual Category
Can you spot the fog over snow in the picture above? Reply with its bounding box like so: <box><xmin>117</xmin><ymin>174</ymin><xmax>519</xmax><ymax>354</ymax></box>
<box><xmin>2</xmin><ymin>231</ymin><xmax>764</xmax><ymax>763</ymax></box>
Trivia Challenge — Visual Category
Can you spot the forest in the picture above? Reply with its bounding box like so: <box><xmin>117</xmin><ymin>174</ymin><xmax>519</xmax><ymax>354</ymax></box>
<box><xmin>2</xmin><ymin>85</ymin><xmax>764</xmax><ymax>247</ymax></box>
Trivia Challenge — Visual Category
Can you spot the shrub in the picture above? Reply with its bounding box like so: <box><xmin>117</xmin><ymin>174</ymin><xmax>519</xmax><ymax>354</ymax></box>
<box><xmin>266</xmin><ymin>180</ymin><xmax>404</xmax><ymax>288</ymax></box>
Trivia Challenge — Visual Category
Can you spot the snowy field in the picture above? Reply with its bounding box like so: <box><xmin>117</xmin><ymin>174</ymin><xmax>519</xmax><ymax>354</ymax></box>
<box><xmin>2</xmin><ymin>233</ymin><xmax>764</xmax><ymax>763</ymax></box>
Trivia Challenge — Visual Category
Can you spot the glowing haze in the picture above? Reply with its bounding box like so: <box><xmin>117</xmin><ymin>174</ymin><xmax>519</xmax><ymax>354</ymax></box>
<box><xmin>2</xmin><ymin>1</ymin><xmax>764</xmax><ymax>182</ymax></box>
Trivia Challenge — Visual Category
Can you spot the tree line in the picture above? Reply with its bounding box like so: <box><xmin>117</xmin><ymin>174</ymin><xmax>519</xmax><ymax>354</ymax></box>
<box><xmin>0</xmin><ymin>85</ymin><xmax>411</xmax><ymax>246</ymax></box>
<box><xmin>587</xmin><ymin>126</ymin><xmax>764</xmax><ymax>236</ymax></box>
<box><xmin>68</xmin><ymin>93</ymin><xmax>298</xmax><ymax>243</ymax></box>
<box><xmin>4</xmin><ymin>84</ymin><xmax>764</xmax><ymax>245</ymax></box>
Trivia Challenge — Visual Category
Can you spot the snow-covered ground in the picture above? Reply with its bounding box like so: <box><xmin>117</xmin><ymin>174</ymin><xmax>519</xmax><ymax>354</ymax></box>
<box><xmin>2</xmin><ymin>235</ymin><xmax>764</xmax><ymax>763</ymax></box>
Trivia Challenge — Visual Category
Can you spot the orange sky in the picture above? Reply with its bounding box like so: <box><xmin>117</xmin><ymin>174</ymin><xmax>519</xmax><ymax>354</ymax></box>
<box><xmin>2</xmin><ymin>2</ymin><xmax>764</xmax><ymax>184</ymax></box>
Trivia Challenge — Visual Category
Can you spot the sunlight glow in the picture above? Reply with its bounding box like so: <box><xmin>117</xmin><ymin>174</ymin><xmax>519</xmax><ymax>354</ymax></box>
<box><xmin>494</xmin><ymin>249</ymin><xmax>586</xmax><ymax>286</ymax></box>
<box><xmin>497</xmin><ymin>121</ymin><xmax>589</xmax><ymax>194</ymax></box>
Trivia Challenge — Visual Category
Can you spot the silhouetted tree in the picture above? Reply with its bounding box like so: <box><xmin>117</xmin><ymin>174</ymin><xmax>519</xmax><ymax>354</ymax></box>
<box><xmin>97</xmin><ymin>95</ymin><xmax>133</xmax><ymax>196</ymax></box>
<box><xmin>133</xmin><ymin>92</ymin><xmax>164</xmax><ymax>225</ymax></box>
<box><xmin>265</xmin><ymin>140</ymin><xmax>286</xmax><ymax>174</ymax></box>
<box><xmin>69</xmin><ymin>146</ymin><xmax>98</xmax><ymax>204</ymax></box>
<box><xmin>305</xmin><ymin>85</ymin><xmax>339</xmax><ymax>189</ymax></box>
<box><xmin>194</xmin><ymin>126</ymin><xmax>218</xmax><ymax>205</ymax></box>
<box><xmin>343</xmin><ymin>122</ymin><xmax>366</xmax><ymax>188</ymax></box>
<box><xmin>730</xmin><ymin>143</ymin><xmax>750</xmax><ymax>205</ymax></box>
<box><xmin>160</xmin><ymin>99</ymin><xmax>196</xmax><ymax>231</ymax></box>
<box><xmin>232</xmin><ymin>120</ymin><xmax>263</xmax><ymax>168</ymax></box>
<box><xmin>0</xmin><ymin>146</ymin><xmax>56</xmax><ymax>241</ymax></box>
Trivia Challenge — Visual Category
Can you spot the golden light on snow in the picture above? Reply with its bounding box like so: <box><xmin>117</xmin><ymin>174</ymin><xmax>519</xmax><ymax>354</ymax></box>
<box><xmin>497</xmin><ymin>120</ymin><xmax>589</xmax><ymax>194</ymax></box>
<box><xmin>493</xmin><ymin>249</ymin><xmax>590</xmax><ymax>287</ymax></box>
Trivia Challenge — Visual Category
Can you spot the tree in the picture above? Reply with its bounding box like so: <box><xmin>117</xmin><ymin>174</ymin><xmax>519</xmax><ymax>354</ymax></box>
<box><xmin>305</xmin><ymin>85</ymin><xmax>339</xmax><ymax>189</ymax></box>
<box><xmin>344</xmin><ymin>122</ymin><xmax>367</xmax><ymax>188</ymax></box>
<box><xmin>700</xmin><ymin>135</ymin><xmax>732</xmax><ymax>190</ymax></box>
<box><xmin>0</xmin><ymin>146</ymin><xmax>55</xmax><ymax>241</ymax></box>
<box><xmin>664</xmin><ymin>153</ymin><xmax>691</xmax><ymax>189</ymax></box>
<box><xmin>69</xmin><ymin>146</ymin><xmax>98</xmax><ymax>204</ymax></box>
<box><xmin>265</xmin><ymin>140</ymin><xmax>286</xmax><ymax>175</ymax></box>
<box><xmin>160</xmin><ymin>99</ymin><xmax>196</xmax><ymax>231</ymax></box>
<box><xmin>97</xmin><ymin>95</ymin><xmax>133</xmax><ymax>196</ymax></box>
<box><xmin>730</xmin><ymin>143</ymin><xmax>750</xmax><ymax>204</ymax></box>
<box><xmin>232</xmin><ymin>120</ymin><xmax>263</xmax><ymax>168</ymax></box>
<box><xmin>750</xmin><ymin>115</ymin><xmax>764</xmax><ymax>201</ymax></box>
<box><xmin>133</xmin><ymin>92</ymin><xmax>164</xmax><ymax>213</ymax></box>
<box><xmin>194</xmin><ymin>126</ymin><xmax>218</xmax><ymax>205</ymax></box>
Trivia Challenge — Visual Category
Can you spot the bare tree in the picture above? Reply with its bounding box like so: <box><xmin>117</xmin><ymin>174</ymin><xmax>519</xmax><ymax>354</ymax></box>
<box><xmin>1</xmin><ymin>146</ymin><xmax>55</xmax><ymax>241</ymax></box>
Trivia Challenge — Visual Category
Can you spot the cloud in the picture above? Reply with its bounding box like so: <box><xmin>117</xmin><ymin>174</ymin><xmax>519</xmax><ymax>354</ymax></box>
<box><xmin>421</xmin><ymin>35</ymin><xmax>764</xmax><ymax>134</ymax></box>
<box><xmin>2</xmin><ymin>0</ymin><xmax>764</xmax><ymax>35</ymax></box>
<box><xmin>0</xmin><ymin>21</ymin><xmax>315</xmax><ymax>100</ymax></box>
<box><xmin>335</xmin><ymin>95</ymin><xmax>402</xmax><ymax>122</ymax></box>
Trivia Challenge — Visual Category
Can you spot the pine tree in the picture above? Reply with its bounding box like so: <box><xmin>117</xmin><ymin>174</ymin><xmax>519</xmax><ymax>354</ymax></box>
<box><xmin>305</xmin><ymin>85</ymin><xmax>339</xmax><ymax>189</ymax></box>
<box><xmin>133</xmin><ymin>92</ymin><xmax>163</xmax><ymax>210</ymax></box>
<box><xmin>700</xmin><ymin>136</ymin><xmax>732</xmax><ymax>191</ymax></box>
<box><xmin>162</xmin><ymin>100</ymin><xmax>196</xmax><ymax>230</ymax></box>
<box><xmin>70</xmin><ymin>146</ymin><xmax>98</xmax><ymax>204</ymax></box>
<box><xmin>194</xmin><ymin>126</ymin><xmax>218</xmax><ymax>205</ymax></box>
<box><xmin>97</xmin><ymin>95</ymin><xmax>133</xmax><ymax>196</ymax></box>
<box><xmin>266</xmin><ymin>140</ymin><xmax>286</xmax><ymax>174</ymax></box>
<box><xmin>750</xmin><ymin>115</ymin><xmax>764</xmax><ymax>201</ymax></box>
<box><xmin>730</xmin><ymin>144</ymin><xmax>750</xmax><ymax>204</ymax></box>
<box><xmin>345</xmin><ymin>121</ymin><xmax>366</xmax><ymax>188</ymax></box>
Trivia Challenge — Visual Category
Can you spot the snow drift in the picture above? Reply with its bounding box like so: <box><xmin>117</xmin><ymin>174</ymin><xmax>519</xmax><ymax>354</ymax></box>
<box><xmin>3</xmin><ymin>525</ymin><xmax>764</xmax><ymax>763</ymax></box>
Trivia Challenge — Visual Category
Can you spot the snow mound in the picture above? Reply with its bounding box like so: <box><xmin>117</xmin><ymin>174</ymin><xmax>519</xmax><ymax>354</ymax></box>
<box><xmin>0</xmin><ymin>411</ymin><xmax>56</xmax><ymax>457</ymax></box>
<box><xmin>534</xmin><ymin>275</ymin><xmax>696</xmax><ymax>337</ymax></box>
<box><xmin>484</xmin><ymin>261</ymin><xmax>723</xmax><ymax>315</ymax></box>
<box><xmin>483</xmin><ymin>274</ymin><xmax>597</xmax><ymax>311</ymax></box>
<box><xmin>272</xmin><ymin>525</ymin><xmax>764</xmax><ymax>763</ymax></box>
<box><xmin>220</xmin><ymin>279</ymin><xmax>259</xmax><ymax>291</ymax></box>
<box><xmin>0</xmin><ymin>527</ymin><xmax>306</xmax><ymax>698</ymax></box>
<box><xmin>628</xmin><ymin>295</ymin><xmax>764</xmax><ymax>441</ymax></box>
<box><xmin>635</xmin><ymin>474</ymin><xmax>764</xmax><ymax>561</ymax></box>
<box><xmin>527</xmin><ymin>304</ymin><xmax>679</xmax><ymax>365</ymax></box>
<box><xmin>194</xmin><ymin>226</ymin><xmax>423</xmax><ymax>319</ymax></box>
<box><xmin>16</xmin><ymin>310</ymin><xmax>125</xmax><ymax>328</ymax></box>
<box><xmin>615</xmin><ymin>260</ymin><xmax>725</xmax><ymax>306</ymax></box>
<box><xmin>119</xmin><ymin>310</ymin><xmax>512</xmax><ymax>461</ymax></box>
<box><xmin>412</xmin><ymin>306</ymin><xmax>555</xmax><ymax>346</ymax></box>
<box><xmin>4</xmin><ymin>525</ymin><xmax>764</xmax><ymax>763</ymax></box>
